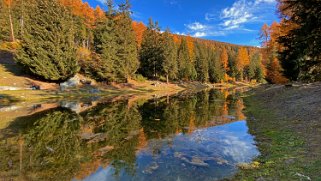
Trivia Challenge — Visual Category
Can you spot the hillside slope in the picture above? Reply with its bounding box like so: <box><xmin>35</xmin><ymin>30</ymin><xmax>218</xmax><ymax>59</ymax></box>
<box><xmin>0</xmin><ymin>50</ymin><xmax>57</xmax><ymax>90</ymax></box>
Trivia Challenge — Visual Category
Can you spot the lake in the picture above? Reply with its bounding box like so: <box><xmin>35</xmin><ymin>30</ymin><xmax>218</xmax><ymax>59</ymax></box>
<box><xmin>0</xmin><ymin>89</ymin><xmax>259</xmax><ymax>181</ymax></box>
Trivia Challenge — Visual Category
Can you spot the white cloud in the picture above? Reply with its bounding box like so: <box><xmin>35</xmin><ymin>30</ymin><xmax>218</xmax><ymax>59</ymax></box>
<box><xmin>185</xmin><ymin>22</ymin><xmax>208</xmax><ymax>31</ymax></box>
<box><xmin>193</xmin><ymin>32</ymin><xmax>207</xmax><ymax>37</ymax></box>
<box><xmin>178</xmin><ymin>0</ymin><xmax>276</xmax><ymax>39</ymax></box>
<box><xmin>255</xmin><ymin>0</ymin><xmax>276</xmax><ymax>5</ymax></box>
<box><xmin>220</xmin><ymin>0</ymin><xmax>256</xmax><ymax>30</ymax></box>
<box><xmin>183</xmin><ymin>22</ymin><xmax>226</xmax><ymax>38</ymax></box>
<box><xmin>175</xmin><ymin>32</ymin><xmax>187</xmax><ymax>36</ymax></box>
<box><xmin>202</xmin><ymin>0</ymin><xmax>277</xmax><ymax>30</ymax></box>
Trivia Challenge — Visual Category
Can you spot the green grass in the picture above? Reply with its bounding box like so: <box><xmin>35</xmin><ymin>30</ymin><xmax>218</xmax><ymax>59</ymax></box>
<box><xmin>233</xmin><ymin>93</ymin><xmax>320</xmax><ymax>181</ymax></box>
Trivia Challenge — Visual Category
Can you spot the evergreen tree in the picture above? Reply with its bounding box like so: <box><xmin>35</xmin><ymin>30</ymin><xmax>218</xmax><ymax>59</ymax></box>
<box><xmin>139</xmin><ymin>18</ymin><xmax>163</xmax><ymax>79</ymax></box>
<box><xmin>177</xmin><ymin>38</ymin><xmax>196</xmax><ymax>80</ymax></box>
<box><xmin>278</xmin><ymin>0</ymin><xmax>321</xmax><ymax>81</ymax></box>
<box><xmin>236</xmin><ymin>47</ymin><xmax>249</xmax><ymax>81</ymax></box>
<box><xmin>92</xmin><ymin>0</ymin><xmax>118</xmax><ymax>82</ymax></box>
<box><xmin>115</xmin><ymin>0</ymin><xmax>139</xmax><ymax>82</ymax></box>
<box><xmin>221</xmin><ymin>47</ymin><xmax>229</xmax><ymax>81</ymax></box>
<box><xmin>1</xmin><ymin>0</ymin><xmax>15</xmax><ymax>41</ymax></box>
<box><xmin>195</xmin><ymin>41</ymin><xmax>209</xmax><ymax>83</ymax></box>
<box><xmin>227</xmin><ymin>50</ymin><xmax>238</xmax><ymax>81</ymax></box>
<box><xmin>0</xmin><ymin>1</ymin><xmax>7</xmax><ymax>41</ymax></box>
<box><xmin>15</xmin><ymin>0</ymin><xmax>79</xmax><ymax>82</ymax></box>
<box><xmin>162</xmin><ymin>29</ymin><xmax>178</xmax><ymax>83</ymax></box>
<box><xmin>0</xmin><ymin>0</ymin><xmax>29</xmax><ymax>42</ymax></box>
<box><xmin>249</xmin><ymin>52</ymin><xmax>264</xmax><ymax>82</ymax></box>
<box><xmin>209</xmin><ymin>49</ymin><xmax>224</xmax><ymax>83</ymax></box>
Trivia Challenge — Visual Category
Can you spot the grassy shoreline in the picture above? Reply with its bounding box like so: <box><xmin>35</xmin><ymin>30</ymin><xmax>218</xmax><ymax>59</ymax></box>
<box><xmin>0</xmin><ymin>81</ymin><xmax>254</xmax><ymax>105</ymax></box>
<box><xmin>233</xmin><ymin>84</ymin><xmax>321</xmax><ymax>180</ymax></box>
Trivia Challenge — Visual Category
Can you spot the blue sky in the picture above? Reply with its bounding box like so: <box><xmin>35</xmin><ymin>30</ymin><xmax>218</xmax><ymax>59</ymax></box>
<box><xmin>84</xmin><ymin>0</ymin><xmax>279</xmax><ymax>46</ymax></box>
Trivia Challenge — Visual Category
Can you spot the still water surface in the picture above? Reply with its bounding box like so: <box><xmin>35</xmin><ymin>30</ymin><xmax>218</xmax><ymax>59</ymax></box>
<box><xmin>0</xmin><ymin>89</ymin><xmax>259</xmax><ymax>181</ymax></box>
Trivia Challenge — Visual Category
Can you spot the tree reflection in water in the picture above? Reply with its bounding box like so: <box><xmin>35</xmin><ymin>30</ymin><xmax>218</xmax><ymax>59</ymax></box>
<box><xmin>0</xmin><ymin>89</ymin><xmax>258</xmax><ymax>181</ymax></box>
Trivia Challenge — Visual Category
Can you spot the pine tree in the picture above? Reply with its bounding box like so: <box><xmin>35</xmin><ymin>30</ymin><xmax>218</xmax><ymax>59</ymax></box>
<box><xmin>209</xmin><ymin>49</ymin><xmax>224</xmax><ymax>83</ymax></box>
<box><xmin>139</xmin><ymin>18</ymin><xmax>163</xmax><ymax>79</ymax></box>
<box><xmin>0</xmin><ymin>0</ymin><xmax>7</xmax><ymax>41</ymax></box>
<box><xmin>278</xmin><ymin>0</ymin><xmax>321</xmax><ymax>81</ymax></box>
<box><xmin>221</xmin><ymin>47</ymin><xmax>229</xmax><ymax>81</ymax></box>
<box><xmin>249</xmin><ymin>52</ymin><xmax>264</xmax><ymax>82</ymax></box>
<box><xmin>92</xmin><ymin>0</ymin><xmax>118</xmax><ymax>82</ymax></box>
<box><xmin>2</xmin><ymin>0</ymin><xmax>15</xmax><ymax>41</ymax></box>
<box><xmin>0</xmin><ymin>0</ymin><xmax>28</xmax><ymax>42</ymax></box>
<box><xmin>236</xmin><ymin>47</ymin><xmax>249</xmax><ymax>81</ymax></box>
<box><xmin>177</xmin><ymin>38</ymin><xmax>196</xmax><ymax>80</ymax></box>
<box><xmin>15</xmin><ymin>0</ymin><xmax>79</xmax><ymax>82</ymax></box>
<box><xmin>114</xmin><ymin>0</ymin><xmax>139</xmax><ymax>82</ymax></box>
<box><xmin>195</xmin><ymin>41</ymin><xmax>209</xmax><ymax>83</ymax></box>
<box><xmin>162</xmin><ymin>29</ymin><xmax>178</xmax><ymax>84</ymax></box>
<box><xmin>226</xmin><ymin>50</ymin><xmax>238</xmax><ymax>81</ymax></box>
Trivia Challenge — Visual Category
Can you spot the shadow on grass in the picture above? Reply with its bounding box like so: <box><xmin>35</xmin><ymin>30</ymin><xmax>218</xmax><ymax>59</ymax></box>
<box><xmin>0</xmin><ymin>50</ymin><xmax>25</xmax><ymax>77</ymax></box>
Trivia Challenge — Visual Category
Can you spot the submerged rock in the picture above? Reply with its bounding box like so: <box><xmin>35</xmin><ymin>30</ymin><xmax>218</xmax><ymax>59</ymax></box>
<box><xmin>178</xmin><ymin>155</ymin><xmax>209</xmax><ymax>167</ymax></box>
<box><xmin>174</xmin><ymin>152</ymin><xmax>185</xmax><ymax>158</ymax></box>
<box><xmin>214</xmin><ymin>158</ymin><xmax>229</xmax><ymax>165</ymax></box>
<box><xmin>190</xmin><ymin>157</ymin><xmax>209</xmax><ymax>167</ymax></box>
<box><xmin>143</xmin><ymin>162</ymin><xmax>159</xmax><ymax>174</ymax></box>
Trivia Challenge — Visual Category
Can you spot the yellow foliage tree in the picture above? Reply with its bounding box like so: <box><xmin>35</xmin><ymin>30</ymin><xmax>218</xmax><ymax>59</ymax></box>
<box><xmin>236</xmin><ymin>47</ymin><xmax>249</xmax><ymax>80</ymax></box>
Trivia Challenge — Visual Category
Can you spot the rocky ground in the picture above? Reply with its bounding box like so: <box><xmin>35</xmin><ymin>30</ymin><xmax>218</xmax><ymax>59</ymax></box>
<box><xmin>234</xmin><ymin>82</ymin><xmax>321</xmax><ymax>180</ymax></box>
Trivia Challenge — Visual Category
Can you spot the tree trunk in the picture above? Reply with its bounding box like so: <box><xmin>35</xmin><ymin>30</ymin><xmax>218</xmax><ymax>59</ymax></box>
<box><xmin>166</xmin><ymin>74</ymin><xmax>169</xmax><ymax>84</ymax></box>
<box><xmin>9</xmin><ymin>6</ymin><xmax>15</xmax><ymax>42</ymax></box>
<box><xmin>127</xmin><ymin>76</ymin><xmax>131</xmax><ymax>83</ymax></box>
<box><xmin>20</xmin><ymin>0</ymin><xmax>24</xmax><ymax>36</ymax></box>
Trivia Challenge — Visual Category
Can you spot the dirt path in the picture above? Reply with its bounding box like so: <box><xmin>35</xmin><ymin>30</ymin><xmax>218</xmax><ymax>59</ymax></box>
<box><xmin>235</xmin><ymin>83</ymin><xmax>321</xmax><ymax>180</ymax></box>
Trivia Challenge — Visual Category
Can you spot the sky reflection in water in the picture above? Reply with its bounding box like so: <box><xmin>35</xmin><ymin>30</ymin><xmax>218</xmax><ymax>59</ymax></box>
<box><xmin>81</xmin><ymin>121</ymin><xmax>259</xmax><ymax>181</ymax></box>
<box><xmin>0</xmin><ymin>89</ymin><xmax>259</xmax><ymax>181</ymax></box>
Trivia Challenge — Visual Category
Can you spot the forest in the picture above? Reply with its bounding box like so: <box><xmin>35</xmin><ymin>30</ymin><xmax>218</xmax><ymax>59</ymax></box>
<box><xmin>0</xmin><ymin>0</ymin><xmax>320</xmax><ymax>84</ymax></box>
<box><xmin>0</xmin><ymin>0</ymin><xmax>265</xmax><ymax>84</ymax></box>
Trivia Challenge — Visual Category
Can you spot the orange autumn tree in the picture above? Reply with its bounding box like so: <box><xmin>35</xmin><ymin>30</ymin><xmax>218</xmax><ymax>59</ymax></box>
<box><xmin>94</xmin><ymin>6</ymin><xmax>106</xmax><ymax>22</ymax></box>
<box><xmin>236</xmin><ymin>47</ymin><xmax>249</xmax><ymax>81</ymax></box>
<box><xmin>59</xmin><ymin>0</ymin><xmax>96</xmax><ymax>27</ymax></box>
<box><xmin>132</xmin><ymin>21</ymin><xmax>147</xmax><ymax>48</ymax></box>
<box><xmin>260</xmin><ymin>21</ymin><xmax>288</xmax><ymax>84</ymax></box>
<box><xmin>186</xmin><ymin>35</ymin><xmax>195</xmax><ymax>60</ymax></box>
<box><xmin>267</xmin><ymin>58</ymin><xmax>288</xmax><ymax>84</ymax></box>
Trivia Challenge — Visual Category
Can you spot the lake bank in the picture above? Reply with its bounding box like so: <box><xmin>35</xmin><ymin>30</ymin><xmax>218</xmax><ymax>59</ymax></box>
<box><xmin>0</xmin><ymin>76</ymin><xmax>254</xmax><ymax>105</ymax></box>
<box><xmin>234</xmin><ymin>82</ymin><xmax>321</xmax><ymax>180</ymax></box>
